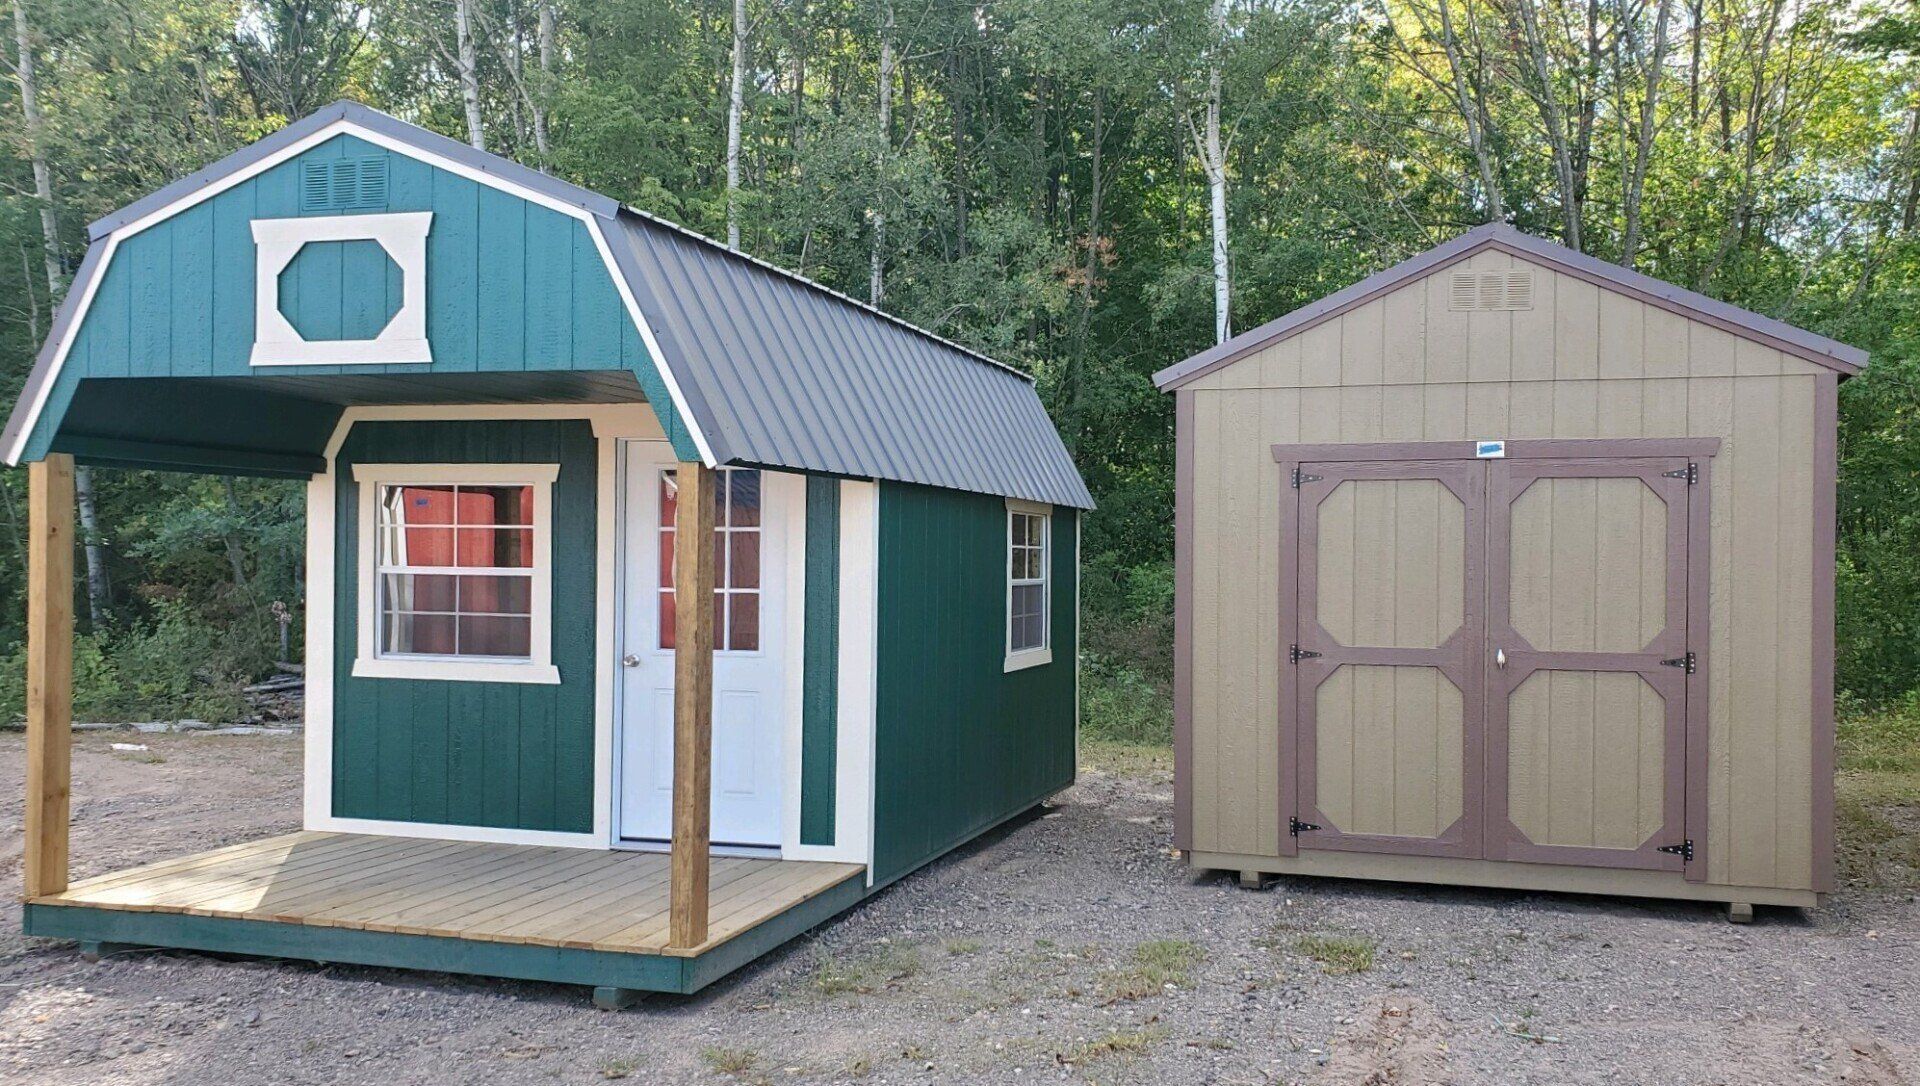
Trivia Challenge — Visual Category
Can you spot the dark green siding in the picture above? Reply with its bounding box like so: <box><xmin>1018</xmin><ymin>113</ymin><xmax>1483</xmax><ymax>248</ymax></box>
<box><xmin>800</xmin><ymin>476</ymin><xmax>841</xmax><ymax>845</ymax></box>
<box><xmin>871</xmin><ymin>482</ymin><xmax>1077</xmax><ymax>885</ymax></box>
<box><xmin>332</xmin><ymin>419</ymin><xmax>597</xmax><ymax>832</ymax></box>
<box><xmin>23</xmin><ymin>132</ymin><xmax>698</xmax><ymax>462</ymax></box>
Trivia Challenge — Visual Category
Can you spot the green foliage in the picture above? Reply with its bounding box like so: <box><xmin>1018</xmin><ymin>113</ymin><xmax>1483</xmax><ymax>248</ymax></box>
<box><xmin>0</xmin><ymin>604</ymin><xmax>253</xmax><ymax>725</ymax></box>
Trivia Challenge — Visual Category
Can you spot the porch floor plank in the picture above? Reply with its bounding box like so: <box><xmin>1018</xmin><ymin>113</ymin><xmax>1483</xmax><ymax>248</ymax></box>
<box><xmin>31</xmin><ymin>832</ymin><xmax>865</xmax><ymax>958</ymax></box>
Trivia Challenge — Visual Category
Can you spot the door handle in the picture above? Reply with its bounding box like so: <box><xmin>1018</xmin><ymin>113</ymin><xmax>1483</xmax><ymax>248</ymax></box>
<box><xmin>622</xmin><ymin>654</ymin><xmax>641</xmax><ymax>668</ymax></box>
<box><xmin>1495</xmin><ymin>648</ymin><xmax>1507</xmax><ymax>669</ymax></box>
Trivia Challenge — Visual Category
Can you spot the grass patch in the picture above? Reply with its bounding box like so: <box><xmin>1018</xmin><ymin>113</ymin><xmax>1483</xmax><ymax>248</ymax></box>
<box><xmin>1059</xmin><ymin>1026</ymin><xmax>1168</xmax><ymax>1066</ymax></box>
<box><xmin>1099</xmin><ymin>938</ymin><xmax>1204</xmax><ymax>1000</ymax></box>
<box><xmin>699</xmin><ymin>1047</ymin><xmax>760</xmax><ymax>1079</ymax></box>
<box><xmin>1079</xmin><ymin>738</ymin><xmax>1173</xmax><ymax>778</ymax></box>
<box><xmin>1292</xmin><ymin>933</ymin><xmax>1377</xmax><ymax>975</ymax></box>
<box><xmin>944</xmin><ymin>937</ymin><xmax>981</xmax><ymax>955</ymax></box>
<box><xmin>1837</xmin><ymin>700</ymin><xmax>1920</xmax><ymax>889</ymax></box>
<box><xmin>811</xmin><ymin>943</ymin><xmax>923</xmax><ymax>996</ymax></box>
<box><xmin>598</xmin><ymin>1057</ymin><xmax>640</xmax><ymax>1079</ymax></box>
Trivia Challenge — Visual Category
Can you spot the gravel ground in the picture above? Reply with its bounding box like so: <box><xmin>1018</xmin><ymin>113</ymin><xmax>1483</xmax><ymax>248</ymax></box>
<box><xmin>2</xmin><ymin>731</ymin><xmax>1916</xmax><ymax>1085</ymax></box>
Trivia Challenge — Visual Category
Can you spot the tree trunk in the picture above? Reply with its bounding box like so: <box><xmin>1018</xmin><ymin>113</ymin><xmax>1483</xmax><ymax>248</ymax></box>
<box><xmin>13</xmin><ymin>0</ymin><xmax>110</xmax><ymax>628</ymax></box>
<box><xmin>1434</xmin><ymin>0</ymin><xmax>1505</xmax><ymax>221</ymax></box>
<box><xmin>1200</xmin><ymin>0</ymin><xmax>1231</xmax><ymax>344</ymax></box>
<box><xmin>870</xmin><ymin>1</ymin><xmax>893</xmax><ymax>307</ymax></box>
<box><xmin>533</xmin><ymin>1</ymin><xmax>555</xmax><ymax>166</ymax></box>
<box><xmin>1510</xmin><ymin>0</ymin><xmax>1582</xmax><ymax>250</ymax></box>
<box><xmin>456</xmin><ymin>0</ymin><xmax>486</xmax><ymax>150</ymax></box>
<box><xmin>1620</xmin><ymin>0</ymin><xmax>1673</xmax><ymax>266</ymax></box>
<box><xmin>726</xmin><ymin>0</ymin><xmax>748</xmax><ymax>248</ymax></box>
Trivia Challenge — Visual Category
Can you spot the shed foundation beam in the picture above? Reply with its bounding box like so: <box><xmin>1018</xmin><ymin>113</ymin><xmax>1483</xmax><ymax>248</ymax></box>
<box><xmin>669</xmin><ymin>461</ymin><xmax>717</xmax><ymax>949</ymax></box>
<box><xmin>25</xmin><ymin>453</ymin><xmax>75</xmax><ymax>900</ymax></box>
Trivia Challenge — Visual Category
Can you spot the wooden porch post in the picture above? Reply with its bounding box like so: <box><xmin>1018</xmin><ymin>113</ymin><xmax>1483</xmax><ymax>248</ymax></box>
<box><xmin>24</xmin><ymin>453</ymin><xmax>75</xmax><ymax>899</ymax></box>
<box><xmin>669</xmin><ymin>461</ymin><xmax>717</xmax><ymax>949</ymax></box>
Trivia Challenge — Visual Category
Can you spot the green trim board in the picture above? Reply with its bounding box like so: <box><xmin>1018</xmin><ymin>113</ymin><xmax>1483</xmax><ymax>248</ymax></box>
<box><xmin>870</xmin><ymin>482</ymin><xmax>1078</xmax><ymax>885</ymax></box>
<box><xmin>800</xmin><ymin>476</ymin><xmax>842</xmax><ymax>846</ymax></box>
<box><xmin>23</xmin><ymin>870</ymin><xmax>867</xmax><ymax>996</ymax></box>
<box><xmin>19</xmin><ymin>131</ymin><xmax>698</xmax><ymax>464</ymax></box>
<box><xmin>331</xmin><ymin>419</ymin><xmax>597</xmax><ymax>832</ymax></box>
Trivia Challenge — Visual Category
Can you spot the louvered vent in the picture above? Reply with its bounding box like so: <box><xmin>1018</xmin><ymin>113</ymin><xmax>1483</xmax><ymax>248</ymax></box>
<box><xmin>299</xmin><ymin>157</ymin><xmax>390</xmax><ymax>212</ymax></box>
<box><xmin>1448</xmin><ymin>270</ymin><xmax>1534</xmax><ymax>312</ymax></box>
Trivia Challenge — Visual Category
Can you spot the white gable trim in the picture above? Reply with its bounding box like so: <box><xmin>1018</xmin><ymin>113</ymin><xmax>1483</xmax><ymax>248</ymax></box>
<box><xmin>2</xmin><ymin>116</ymin><xmax>716</xmax><ymax>469</ymax></box>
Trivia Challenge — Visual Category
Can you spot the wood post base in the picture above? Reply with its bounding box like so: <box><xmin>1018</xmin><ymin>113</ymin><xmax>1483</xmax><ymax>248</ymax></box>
<box><xmin>1727</xmin><ymin>902</ymin><xmax>1755</xmax><ymax>924</ymax></box>
<box><xmin>78</xmin><ymin>940</ymin><xmax>144</xmax><ymax>963</ymax></box>
<box><xmin>1238</xmin><ymin>870</ymin><xmax>1272</xmax><ymax>890</ymax></box>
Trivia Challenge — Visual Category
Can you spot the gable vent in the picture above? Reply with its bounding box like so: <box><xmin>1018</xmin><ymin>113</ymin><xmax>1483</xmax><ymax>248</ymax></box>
<box><xmin>300</xmin><ymin>157</ymin><xmax>390</xmax><ymax>212</ymax></box>
<box><xmin>1449</xmin><ymin>270</ymin><xmax>1534</xmax><ymax>312</ymax></box>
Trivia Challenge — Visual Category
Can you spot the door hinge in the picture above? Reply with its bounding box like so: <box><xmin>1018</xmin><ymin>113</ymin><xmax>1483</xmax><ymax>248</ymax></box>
<box><xmin>1290</xmin><ymin>644</ymin><xmax>1322</xmax><ymax>664</ymax></box>
<box><xmin>1661</xmin><ymin>651</ymin><xmax>1696</xmax><ymax>675</ymax></box>
<box><xmin>1663</xmin><ymin>463</ymin><xmax>1699</xmax><ymax>485</ymax></box>
<box><xmin>1657</xmin><ymin>839</ymin><xmax>1694</xmax><ymax>862</ymax></box>
<box><xmin>1291</xmin><ymin>468</ymin><xmax>1322</xmax><ymax>488</ymax></box>
<box><xmin>1290</xmin><ymin>816</ymin><xmax>1321</xmax><ymax>837</ymax></box>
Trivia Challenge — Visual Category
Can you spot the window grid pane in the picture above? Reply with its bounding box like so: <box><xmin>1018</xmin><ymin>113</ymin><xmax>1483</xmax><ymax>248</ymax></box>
<box><xmin>375</xmin><ymin>482</ymin><xmax>538</xmax><ymax>661</ymax></box>
<box><xmin>658</xmin><ymin>468</ymin><xmax>762</xmax><ymax>652</ymax></box>
<box><xmin>1008</xmin><ymin>511</ymin><xmax>1049</xmax><ymax>654</ymax></box>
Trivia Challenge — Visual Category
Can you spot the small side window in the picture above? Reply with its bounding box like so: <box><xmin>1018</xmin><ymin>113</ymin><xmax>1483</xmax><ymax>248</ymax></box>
<box><xmin>1005</xmin><ymin>500</ymin><xmax>1052</xmax><ymax>672</ymax></box>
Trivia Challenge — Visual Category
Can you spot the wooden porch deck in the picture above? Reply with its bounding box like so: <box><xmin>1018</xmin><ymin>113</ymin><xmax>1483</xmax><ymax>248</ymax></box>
<box><xmin>22</xmin><ymin>833</ymin><xmax>867</xmax><ymax>995</ymax></box>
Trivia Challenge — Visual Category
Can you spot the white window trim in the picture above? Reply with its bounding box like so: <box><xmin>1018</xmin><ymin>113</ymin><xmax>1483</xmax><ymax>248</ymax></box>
<box><xmin>351</xmin><ymin>462</ymin><xmax>561</xmax><ymax>684</ymax></box>
<box><xmin>1004</xmin><ymin>497</ymin><xmax>1053</xmax><ymax>673</ymax></box>
<box><xmin>252</xmin><ymin>212</ymin><xmax>433</xmax><ymax>366</ymax></box>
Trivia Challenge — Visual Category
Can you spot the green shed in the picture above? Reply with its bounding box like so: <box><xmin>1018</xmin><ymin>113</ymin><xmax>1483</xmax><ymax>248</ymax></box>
<box><xmin>7</xmin><ymin>102</ymin><xmax>1091</xmax><ymax>1006</ymax></box>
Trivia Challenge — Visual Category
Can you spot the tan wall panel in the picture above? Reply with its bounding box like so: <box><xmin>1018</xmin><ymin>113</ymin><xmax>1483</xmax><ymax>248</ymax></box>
<box><xmin>1508</xmin><ymin>671</ymin><xmax>1666</xmax><ymax>849</ymax></box>
<box><xmin>1317</xmin><ymin>665</ymin><xmax>1464</xmax><ymax>838</ymax></box>
<box><xmin>1186</xmin><ymin>370</ymin><xmax>1821</xmax><ymax>892</ymax></box>
<box><xmin>1509</xmin><ymin>478</ymin><xmax>1667</xmax><ymax>653</ymax></box>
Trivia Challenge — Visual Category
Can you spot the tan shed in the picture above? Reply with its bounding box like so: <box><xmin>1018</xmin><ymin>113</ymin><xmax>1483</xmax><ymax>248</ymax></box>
<box><xmin>1155</xmin><ymin>224</ymin><xmax>1866</xmax><ymax>914</ymax></box>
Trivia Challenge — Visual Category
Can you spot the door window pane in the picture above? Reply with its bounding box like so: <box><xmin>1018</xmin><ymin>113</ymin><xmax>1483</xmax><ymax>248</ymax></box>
<box><xmin>658</xmin><ymin>468</ymin><xmax>763</xmax><ymax>652</ymax></box>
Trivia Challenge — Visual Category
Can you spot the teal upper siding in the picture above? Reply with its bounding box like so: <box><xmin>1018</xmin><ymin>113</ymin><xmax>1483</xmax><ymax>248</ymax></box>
<box><xmin>871</xmin><ymin>482</ymin><xmax>1077</xmax><ymax>885</ymax></box>
<box><xmin>332</xmin><ymin>419</ymin><xmax>597</xmax><ymax>833</ymax></box>
<box><xmin>23</xmin><ymin>133</ymin><xmax>697</xmax><ymax>461</ymax></box>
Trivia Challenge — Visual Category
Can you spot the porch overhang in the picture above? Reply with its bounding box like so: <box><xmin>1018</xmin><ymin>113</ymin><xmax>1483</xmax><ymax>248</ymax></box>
<box><xmin>41</xmin><ymin>370</ymin><xmax>653</xmax><ymax>478</ymax></box>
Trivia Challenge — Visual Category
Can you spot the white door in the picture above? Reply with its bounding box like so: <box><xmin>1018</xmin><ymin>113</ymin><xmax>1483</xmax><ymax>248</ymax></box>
<box><xmin>618</xmin><ymin>441</ymin><xmax>787</xmax><ymax>848</ymax></box>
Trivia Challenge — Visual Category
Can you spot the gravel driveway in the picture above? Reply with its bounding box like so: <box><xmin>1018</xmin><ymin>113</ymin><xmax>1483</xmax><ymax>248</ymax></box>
<box><xmin>2</xmin><ymin>731</ymin><xmax>1915</xmax><ymax>1085</ymax></box>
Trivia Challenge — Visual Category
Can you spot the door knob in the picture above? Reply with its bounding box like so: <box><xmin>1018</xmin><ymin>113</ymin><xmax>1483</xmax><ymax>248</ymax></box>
<box><xmin>622</xmin><ymin>654</ymin><xmax>641</xmax><ymax>668</ymax></box>
<box><xmin>1495</xmin><ymin>648</ymin><xmax>1507</xmax><ymax>669</ymax></box>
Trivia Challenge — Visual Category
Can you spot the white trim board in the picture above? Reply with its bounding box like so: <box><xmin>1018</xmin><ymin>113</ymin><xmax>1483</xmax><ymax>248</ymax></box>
<box><xmin>3</xmin><ymin>115</ymin><xmax>716</xmax><ymax>470</ymax></box>
<box><xmin>251</xmin><ymin>213</ymin><xmax>433</xmax><ymax>367</ymax></box>
<box><xmin>304</xmin><ymin>404</ymin><xmax>621</xmax><ymax>849</ymax></box>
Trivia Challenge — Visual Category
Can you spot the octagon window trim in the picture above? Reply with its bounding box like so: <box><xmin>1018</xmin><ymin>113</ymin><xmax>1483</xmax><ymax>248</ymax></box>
<box><xmin>251</xmin><ymin>212</ymin><xmax>433</xmax><ymax>366</ymax></box>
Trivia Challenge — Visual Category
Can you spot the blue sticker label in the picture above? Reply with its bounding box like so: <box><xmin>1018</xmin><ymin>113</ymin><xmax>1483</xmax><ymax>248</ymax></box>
<box><xmin>1476</xmin><ymin>440</ymin><xmax>1506</xmax><ymax>459</ymax></box>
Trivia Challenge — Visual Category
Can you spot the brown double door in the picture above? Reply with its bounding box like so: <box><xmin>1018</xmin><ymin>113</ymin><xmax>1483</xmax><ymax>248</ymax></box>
<box><xmin>1286</xmin><ymin>453</ymin><xmax>1699</xmax><ymax>874</ymax></box>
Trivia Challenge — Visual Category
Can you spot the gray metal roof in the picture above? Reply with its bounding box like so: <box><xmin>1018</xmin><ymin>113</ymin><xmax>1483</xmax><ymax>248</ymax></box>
<box><xmin>607</xmin><ymin>209</ymin><xmax>1093</xmax><ymax>508</ymax></box>
<box><xmin>1154</xmin><ymin>223</ymin><xmax>1867</xmax><ymax>390</ymax></box>
<box><xmin>7</xmin><ymin>102</ymin><xmax>1092</xmax><ymax>508</ymax></box>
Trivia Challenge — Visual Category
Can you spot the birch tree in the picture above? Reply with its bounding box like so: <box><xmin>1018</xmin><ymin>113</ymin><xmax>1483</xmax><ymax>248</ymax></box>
<box><xmin>456</xmin><ymin>0</ymin><xmax>485</xmax><ymax>149</ymax></box>
<box><xmin>870</xmin><ymin>0</ymin><xmax>894</xmax><ymax>305</ymax></box>
<box><xmin>1188</xmin><ymin>0</ymin><xmax>1232</xmax><ymax>344</ymax></box>
<box><xmin>727</xmin><ymin>0</ymin><xmax>748</xmax><ymax>248</ymax></box>
<box><xmin>10</xmin><ymin>0</ymin><xmax>111</xmax><ymax>627</ymax></box>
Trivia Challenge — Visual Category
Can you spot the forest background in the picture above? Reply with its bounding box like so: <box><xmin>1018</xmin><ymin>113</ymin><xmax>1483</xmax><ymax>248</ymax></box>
<box><xmin>0</xmin><ymin>0</ymin><xmax>1914</xmax><ymax>744</ymax></box>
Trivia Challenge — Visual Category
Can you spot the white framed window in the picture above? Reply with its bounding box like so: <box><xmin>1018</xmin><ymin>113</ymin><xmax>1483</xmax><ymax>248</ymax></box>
<box><xmin>1005</xmin><ymin>498</ymin><xmax>1052</xmax><ymax>672</ymax></box>
<box><xmin>351</xmin><ymin>463</ymin><xmax>561</xmax><ymax>684</ymax></box>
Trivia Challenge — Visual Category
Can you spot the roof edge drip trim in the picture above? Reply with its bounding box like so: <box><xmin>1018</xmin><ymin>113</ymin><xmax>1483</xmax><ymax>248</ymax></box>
<box><xmin>1153</xmin><ymin>223</ymin><xmax>1867</xmax><ymax>391</ymax></box>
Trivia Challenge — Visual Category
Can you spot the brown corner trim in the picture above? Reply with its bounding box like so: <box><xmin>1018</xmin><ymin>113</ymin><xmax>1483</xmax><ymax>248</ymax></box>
<box><xmin>1271</xmin><ymin>438</ymin><xmax>1722</xmax><ymax>464</ymax></box>
<box><xmin>1811</xmin><ymin>373</ymin><xmax>1838</xmax><ymax>893</ymax></box>
<box><xmin>1172</xmin><ymin>390</ymin><xmax>1195</xmax><ymax>854</ymax></box>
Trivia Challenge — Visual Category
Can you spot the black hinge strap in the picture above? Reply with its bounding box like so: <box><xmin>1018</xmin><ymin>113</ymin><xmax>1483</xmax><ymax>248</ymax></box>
<box><xmin>1662</xmin><ymin>463</ymin><xmax>1699</xmax><ymax>485</ymax></box>
<box><xmin>1657</xmin><ymin>839</ymin><xmax>1694</xmax><ymax>862</ymax></box>
<box><xmin>1290</xmin><ymin>644</ymin><xmax>1321</xmax><ymax>664</ymax></box>
<box><xmin>1661</xmin><ymin>651</ymin><xmax>1697</xmax><ymax>675</ymax></box>
<box><xmin>1290</xmin><ymin>816</ymin><xmax>1321</xmax><ymax>837</ymax></box>
<box><xmin>1291</xmin><ymin>468</ymin><xmax>1322</xmax><ymax>488</ymax></box>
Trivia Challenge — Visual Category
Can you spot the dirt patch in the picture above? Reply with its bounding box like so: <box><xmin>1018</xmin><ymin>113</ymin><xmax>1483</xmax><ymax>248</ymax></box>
<box><xmin>2</xmin><ymin>732</ymin><xmax>1917</xmax><ymax>1085</ymax></box>
<box><xmin>1316</xmin><ymin>996</ymin><xmax>1451</xmax><ymax>1085</ymax></box>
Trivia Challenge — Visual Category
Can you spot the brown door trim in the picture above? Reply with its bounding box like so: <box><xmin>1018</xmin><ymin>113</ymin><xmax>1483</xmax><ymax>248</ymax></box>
<box><xmin>1484</xmin><ymin>457</ymin><xmax>1694</xmax><ymax>873</ymax></box>
<box><xmin>1274</xmin><ymin>438</ymin><xmax>1720</xmax><ymax>465</ymax></box>
<box><xmin>1289</xmin><ymin>459</ymin><xmax>1487</xmax><ymax>860</ymax></box>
